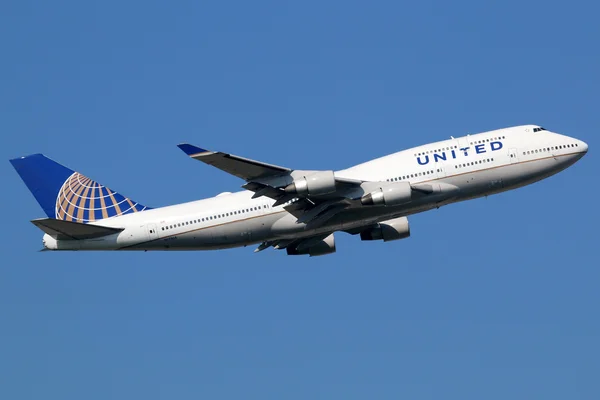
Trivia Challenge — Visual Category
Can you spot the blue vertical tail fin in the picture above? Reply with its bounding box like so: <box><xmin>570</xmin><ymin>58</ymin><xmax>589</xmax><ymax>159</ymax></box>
<box><xmin>10</xmin><ymin>154</ymin><xmax>150</xmax><ymax>223</ymax></box>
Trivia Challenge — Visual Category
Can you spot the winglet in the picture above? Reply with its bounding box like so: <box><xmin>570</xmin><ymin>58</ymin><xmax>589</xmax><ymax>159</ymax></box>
<box><xmin>176</xmin><ymin>143</ymin><xmax>291</xmax><ymax>181</ymax></box>
<box><xmin>177</xmin><ymin>143</ymin><xmax>211</xmax><ymax>156</ymax></box>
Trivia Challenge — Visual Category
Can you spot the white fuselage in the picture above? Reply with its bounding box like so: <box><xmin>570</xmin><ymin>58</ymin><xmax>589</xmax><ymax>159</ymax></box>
<box><xmin>42</xmin><ymin>125</ymin><xmax>588</xmax><ymax>251</ymax></box>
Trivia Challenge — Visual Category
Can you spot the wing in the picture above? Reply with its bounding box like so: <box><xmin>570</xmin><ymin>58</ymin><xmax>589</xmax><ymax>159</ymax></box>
<box><xmin>177</xmin><ymin>143</ymin><xmax>457</xmax><ymax>231</ymax></box>
<box><xmin>178</xmin><ymin>143</ymin><xmax>363</xmax><ymax>226</ymax></box>
<box><xmin>177</xmin><ymin>143</ymin><xmax>291</xmax><ymax>181</ymax></box>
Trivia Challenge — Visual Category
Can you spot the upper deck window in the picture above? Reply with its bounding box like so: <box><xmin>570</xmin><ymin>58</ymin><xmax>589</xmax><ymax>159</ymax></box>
<box><xmin>533</xmin><ymin>127</ymin><xmax>547</xmax><ymax>133</ymax></box>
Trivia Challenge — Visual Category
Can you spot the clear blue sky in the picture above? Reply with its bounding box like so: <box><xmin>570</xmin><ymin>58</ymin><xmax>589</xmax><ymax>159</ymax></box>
<box><xmin>1</xmin><ymin>1</ymin><xmax>598</xmax><ymax>399</ymax></box>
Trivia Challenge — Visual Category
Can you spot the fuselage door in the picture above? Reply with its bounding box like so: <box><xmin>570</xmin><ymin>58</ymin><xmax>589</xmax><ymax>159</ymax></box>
<box><xmin>509</xmin><ymin>148</ymin><xmax>519</xmax><ymax>164</ymax></box>
<box><xmin>458</xmin><ymin>137</ymin><xmax>472</xmax><ymax>155</ymax></box>
<box><xmin>147</xmin><ymin>223</ymin><xmax>159</xmax><ymax>240</ymax></box>
<box><xmin>436</xmin><ymin>165</ymin><xmax>446</xmax><ymax>178</ymax></box>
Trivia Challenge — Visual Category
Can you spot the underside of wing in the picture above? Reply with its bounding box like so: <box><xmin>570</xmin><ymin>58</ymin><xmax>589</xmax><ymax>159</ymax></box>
<box><xmin>254</xmin><ymin>233</ymin><xmax>336</xmax><ymax>257</ymax></box>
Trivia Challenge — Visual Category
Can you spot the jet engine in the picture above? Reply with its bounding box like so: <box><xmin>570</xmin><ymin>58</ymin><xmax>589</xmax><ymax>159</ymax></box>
<box><xmin>360</xmin><ymin>217</ymin><xmax>410</xmax><ymax>242</ymax></box>
<box><xmin>360</xmin><ymin>182</ymin><xmax>412</xmax><ymax>207</ymax></box>
<box><xmin>287</xmin><ymin>233</ymin><xmax>336</xmax><ymax>257</ymax></box>
<box><xmin>284</xmin><ymin>171</ymin><xmax>337</xmax><ymax>196</ymax></box>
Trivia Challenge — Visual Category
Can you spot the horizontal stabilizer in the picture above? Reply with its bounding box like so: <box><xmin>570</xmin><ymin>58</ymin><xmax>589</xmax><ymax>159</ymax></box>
<box><xmin>31</xmin><ymin>218</ymin><xmax>124</xmax><ymax>240</ymax></box>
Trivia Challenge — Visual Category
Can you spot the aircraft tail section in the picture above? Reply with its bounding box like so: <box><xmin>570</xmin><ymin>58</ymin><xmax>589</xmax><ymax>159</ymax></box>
<box><xmin>10</xmin><ymin>154</ymin><xmax>150</xmax><ymax>223</ymax></box>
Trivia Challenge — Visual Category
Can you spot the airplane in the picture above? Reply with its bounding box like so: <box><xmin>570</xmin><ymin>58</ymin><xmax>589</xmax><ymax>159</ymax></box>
<box><xmin>10</xmin><ymin>124</ymin><xmax>588</xmax><ymax>256</ymax></box>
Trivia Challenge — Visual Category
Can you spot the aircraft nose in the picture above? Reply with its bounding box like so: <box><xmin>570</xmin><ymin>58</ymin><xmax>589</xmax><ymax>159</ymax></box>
<box><xmin>579</xmin><ymin>140</ymin><xmax>589</xmax><ymax>154</ymax></box>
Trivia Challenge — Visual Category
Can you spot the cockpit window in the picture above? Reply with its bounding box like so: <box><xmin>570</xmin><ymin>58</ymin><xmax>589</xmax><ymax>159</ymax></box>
<box><xmin>533</xmin><ymin>127</ymin><xmax>547</xmax><ymax>133</ymax></box>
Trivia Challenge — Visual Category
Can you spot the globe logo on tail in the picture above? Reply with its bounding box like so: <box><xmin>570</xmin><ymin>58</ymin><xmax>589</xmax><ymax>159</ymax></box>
<box><xmin>55</xmin><ymin>172</ymin><xmax>147</xmax><ymax>223</ymax></box>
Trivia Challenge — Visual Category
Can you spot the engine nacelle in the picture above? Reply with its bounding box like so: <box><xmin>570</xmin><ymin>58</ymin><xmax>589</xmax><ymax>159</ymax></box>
<box><xmin>287</xmin><ymin>233</ymin><xmax>336</xmax><ymax>257</ymax></box>
<box><xmin>360</xmin><ymin>217</ymin><xmax>410</xmax><ymax>242</ymax></box>
<box><xmin>361</xmin><ymin>182</ymin><xmax>412</xmax><ymax>207</ymax></box>
<box><xmin>285</xmin><ymin>171</ymin><xmax>336</xmax><ymax>196</ymax></box>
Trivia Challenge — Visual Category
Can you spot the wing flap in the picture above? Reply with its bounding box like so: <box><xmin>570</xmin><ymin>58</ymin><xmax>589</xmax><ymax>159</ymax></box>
<box><xmin>31</xmin><ymin>218</ymin><xmax>124</xmax><ymax>240</ymax></box>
